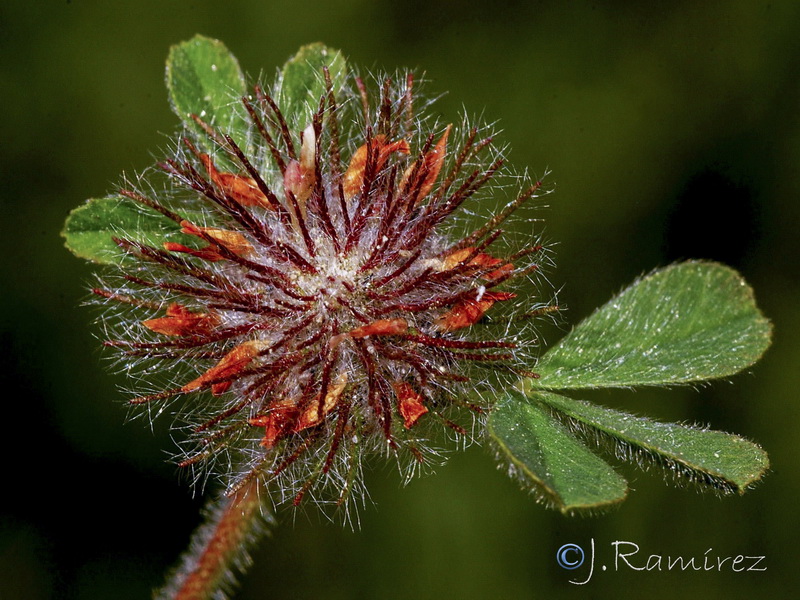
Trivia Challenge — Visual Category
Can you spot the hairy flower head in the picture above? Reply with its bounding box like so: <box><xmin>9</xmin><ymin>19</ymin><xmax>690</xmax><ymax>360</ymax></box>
<box><xmin>90</xmin><ymin>55</ymin><xmax>555</xmax><ymax>512</ymax></box>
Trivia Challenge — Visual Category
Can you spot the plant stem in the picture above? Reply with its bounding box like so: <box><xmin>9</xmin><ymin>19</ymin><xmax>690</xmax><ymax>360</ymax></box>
<box><xmin>157</xmin><ymin>478</ymin><xmax>270</xmax><ymax>600</ymax></box>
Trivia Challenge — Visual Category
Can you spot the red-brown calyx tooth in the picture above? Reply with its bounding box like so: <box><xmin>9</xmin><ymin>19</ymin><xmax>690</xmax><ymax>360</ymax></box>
<box><xmin>162</xmin><ymin>242</ymin><xmax>226</xmax><ymax>262</ymax></box>
<box><xmin>182</xmin><ymin>340</ymin><xmax>267</xmax><ymax>395</ymax></box>
<box><xmin>248</xmin><ymin>401</ymin><xmax>298</xmax><ymax>448</ymax></box>
<box><xmin>392</xmin><ymin>382</ymin><xmax>428</xmax><ymax>429</ymax></box>
<box><xmin>142</xmin><ymin>303</ymin><xmax>219</xmax><ymax>336</ymax></box>
<box><xmin>250</xmin><ymin>373</ymin><xmax>349</xmax><ymax>447</ymax></box>
<box><xmin>435</xmin><ymin>291</ymin><xmax>516</xmax><ymax>331</ymax></box>
<box><xmin>348</xmin><ymin>318</ymin><xmax>409</xmax><ymax>339</ymax></box>
<box><xmin>329</xmin><ymin>318</ymin><xmax>409</xmax><ymax>349</ymax></box>
<box><xmin>296</xmin><ymin>372</ymin><xmax>348</xmax><ymax>430</ymax></box>
<box><xmin>400</xmin><ymin>124</ymin><xmax>451</xmax><ymax>205</ymax></box>
<box><xmin>342</xmin><ymin>135</ymin><xmax>410</xmax><ymax>200</ymax></box>
<box><xmin>164</xmin><ymin>220</ymin><xmax>254</xmax><ymax>262</ymax></box>
<box><xmin>442</xmin><ymin>247</ymin><xmax>514</xmax><ymax>281</ymax></box>
<box><xmin>199</xmin><ymin>153</ymin><xmax>273</xmax><ymax>209</ymax></box>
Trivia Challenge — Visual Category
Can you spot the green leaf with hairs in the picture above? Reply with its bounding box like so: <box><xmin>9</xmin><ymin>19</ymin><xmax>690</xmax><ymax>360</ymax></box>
<box><xmin>528</xmin><ymin>262</ymin><xmax>772</xmax><ymax>390</ymax></box>
<box><xmin>166</xmin><ymin>34</ymin><xmax>248</xmax><ymax>157</ymax></box>
<box><xmin>61</xmin><ymin>196</ymin><xmax>195</xmax><ymax>265</ymax></box>
<box><xmin>278</xmin><ymin>42</ymin><xmax>347</xmax><ymax>130</ymax></box>
<box><xmin>488</xmin><ymin>392</ymin><xmax>628</xmax><ymax>513</ymax></box>
<box><xmin>535</xmin><ymin>390</ymin><xmax>769</xmax><ymax>493</ymax></box>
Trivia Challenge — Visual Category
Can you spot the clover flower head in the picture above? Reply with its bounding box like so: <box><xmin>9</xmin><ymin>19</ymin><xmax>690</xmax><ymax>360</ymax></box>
<box><xmin>91</xmin><ymin>56</ymin><xmax>554</xmax><ymax>513</ymax></box>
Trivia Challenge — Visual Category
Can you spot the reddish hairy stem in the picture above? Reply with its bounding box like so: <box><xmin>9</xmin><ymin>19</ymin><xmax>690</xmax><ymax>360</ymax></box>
<box><xmin>160</xmin><ymin>478</ymin><xmax>268</xmax><ymax>600</ymax></box>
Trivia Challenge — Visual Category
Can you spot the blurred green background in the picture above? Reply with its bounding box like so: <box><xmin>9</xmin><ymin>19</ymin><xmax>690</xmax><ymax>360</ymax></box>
<box><xmin>2</xmin><ymin>1</ymin><xmax>799</xmax><ymax>598</ymax></box>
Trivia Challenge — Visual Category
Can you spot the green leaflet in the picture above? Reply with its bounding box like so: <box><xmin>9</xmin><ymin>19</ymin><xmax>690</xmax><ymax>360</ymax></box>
<box><xmin>166</xmin><ymin>34</ymin><xmax>249</xmax><ymax>158</ymax></box>
<box><xmin>488</xmin><ymin>392</ymin><xmax>628</xmax><ymax>513</ymax></box>
<box><xmin>530</xmin><ymin>262</ymin><xmax>772</xmax><ymax>389</ymax></box>
<box><xmin>61</xmin><ymin>196</ymin><xmax>194</xmax><ymax>265</ymax></box>
<box><xmin>278</xmin><ymin>43</ymin><xmax>347</xmax><ymax>131</ymax></box>
<box><xmin>535</xmin><ymin>390</ymin><xmax>769</xmax><ymax>493</ymax></box>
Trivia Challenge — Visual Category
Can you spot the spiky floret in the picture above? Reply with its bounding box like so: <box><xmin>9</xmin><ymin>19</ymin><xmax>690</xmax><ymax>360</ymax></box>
<box><xmin>93</xmin><ymin>69</ymin><xmax>554</xmax><ymax>510</ymax></box>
